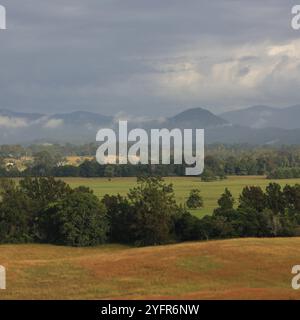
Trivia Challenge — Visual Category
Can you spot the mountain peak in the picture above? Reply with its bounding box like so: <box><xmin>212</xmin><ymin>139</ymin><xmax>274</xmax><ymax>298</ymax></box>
<box><xmin>169</xmin><ymin>107</ymin><xmax>228</xmax><ymax>128</ymax></box>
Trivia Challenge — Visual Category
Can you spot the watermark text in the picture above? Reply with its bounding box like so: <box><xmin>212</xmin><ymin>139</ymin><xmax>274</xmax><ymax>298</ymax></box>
<box><xmin>0</xmin><ymin>265</ymin><xmax>5</xmax><ymax>290</ymax></box>
<box><xmin>292</xmin><ymin>265</ymin><xmax>300</xmax><ymax>289</ymax></box>
<box><xmin>96</xmin><ymin>121</ymin><xmax>204</xmax><ymax>176</ymax></box>
<box><xmin>0</xmin><ymin>5</ymin><xmax>6</xmax><ymax>30</ymax></box>
<box><xmin>292</xmin><ymin>5</ymin><xmax>300</xmax><ymax>30</ymax></box>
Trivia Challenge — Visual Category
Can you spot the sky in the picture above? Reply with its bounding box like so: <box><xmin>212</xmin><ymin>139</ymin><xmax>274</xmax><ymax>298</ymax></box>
<box><xmin>0</xmin><ymin>0</ymin><xmax>300</xmax><ymax>117</ymax></box>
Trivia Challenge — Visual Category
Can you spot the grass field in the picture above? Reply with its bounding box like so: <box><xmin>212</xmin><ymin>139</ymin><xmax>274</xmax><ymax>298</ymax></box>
<box><xmin>62</xmin><ymin>176</ymin><xmax>300</xmax><ymax>217</ymax></box>
<box><xmin>1</xmin><ymin>238</ymin><xmax>300</xmax><ymax>300</ymax></box>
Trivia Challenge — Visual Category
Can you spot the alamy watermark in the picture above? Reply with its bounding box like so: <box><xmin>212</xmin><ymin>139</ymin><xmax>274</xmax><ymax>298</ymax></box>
<box><xmin>96</xmin><ymin>121</ymin><xmax>204</xmax><ymax>176</ymax></box>
<box><xmin>292</xmin><ymin>265</ymin><xmax>300</xmax><ymax>290</ymax></box>
<box><xmin>0</xmin><ymin>5</ymin><xmax>6</xmax><ymax>30</ymax></box>
<box><xmin>0</xmin><ymin>265</ymin><xmax>5</xmax><ymax>290</ymax></box>
<box><xmin>292</xmin><ymin>5</ymin><xmax>300</xmax><ymax>30</ymax></box>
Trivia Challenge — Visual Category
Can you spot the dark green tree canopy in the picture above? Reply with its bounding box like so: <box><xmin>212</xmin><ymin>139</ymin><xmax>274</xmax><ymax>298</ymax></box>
<box><xmin>186</xmin><ymin>189</ymin><xmax>204</xmax><ymax>209</ymax></box>
<box><xmin>41</xmin><ymin>191</ymin><xmax>109</xmax><ymax>247</ymax></box>
<box><xmin>239</xmin><ymin>186</ymin><xmax>266</xmax><ymax>212</ymax></box>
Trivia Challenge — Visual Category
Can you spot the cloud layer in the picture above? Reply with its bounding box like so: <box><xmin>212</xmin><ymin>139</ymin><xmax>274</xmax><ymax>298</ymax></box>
<box><xmin>0</xmin><ymin>0</ymin><xmax>299</xmax><ymax>116</ymax></box>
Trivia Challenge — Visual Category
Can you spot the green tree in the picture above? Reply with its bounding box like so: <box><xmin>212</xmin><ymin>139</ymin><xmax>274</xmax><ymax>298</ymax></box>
<box><xmin>239</xmin><ymin>186</ymin><xmax>266</xmax><ymax>212</ymax></box>
<box><xmin>172</xmin><ymin>210</ymin><xmax>201</xmax><ymax>241</ymax></box>
<box><xmin>0</xmin><ymin>179</ymin><xmax>34</xmax><ymax>243</ymax></box>
<box><xmin>186</xmin><ymin>189</ymin><xmax>204</xmax><ymax>209</ymax></box>
<box><xmin>201</xmin><ymin>168</ymin><xmax>217</xmax><ymax>182</ymax></box>
<box><xmin>283</xmin><ymin>184</ymin><xmax>300</xmax><ymax>212</ymax></box>
<box><xmin>102</xmin><ymin>194</ymin><xmax>136</xmax><ymax>244</ymax></box>
<box><xmin>265</xmin><ymin>183</ymin><xmax>285</xmax><ymax>215</ymax></box>
<box><xmin>128</xmin><ymin>176</ymin><xmax>178</xmax><ymax>246</ymax></box>
<box><xmin>19</xmin><ymin>177</ymin><xmax>72</xmax><ymax>210</ymax></box>
<box><xmin>214</xmin><ymin>188</ymin><xmax>234</xmax><ymax>214</ymax></box>
<box><xmin>79</xmin><ymin>160</ymin><xmax>103</xmax><ymax>177</ymax></box>
<box><xmin>30</xmin><ymin>150</ymin><xmax>64</xmax><ymax>176</ymax></box>
<box><xmin>104</xmin><ymin>165</ymin><xmax>115</xmax><ymax>179</ymax></box>
<box><xmin>41</xmin><ymin>191</ymin><xmax>109</xmax><ymax>246</ymax></box>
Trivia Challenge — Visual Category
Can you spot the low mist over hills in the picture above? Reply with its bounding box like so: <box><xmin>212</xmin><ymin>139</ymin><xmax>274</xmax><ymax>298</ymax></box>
<box><xmin>1</xmin><ymin>105</ymin><xmax>300</xmax><ymax>145</ymax></box>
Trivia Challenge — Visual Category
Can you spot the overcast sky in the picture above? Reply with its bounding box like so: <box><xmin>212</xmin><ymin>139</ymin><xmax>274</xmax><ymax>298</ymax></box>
<box><xmin>0</xmin><ymin>0</ymin><xmax>300</xmax><ymax>117</ymax></box>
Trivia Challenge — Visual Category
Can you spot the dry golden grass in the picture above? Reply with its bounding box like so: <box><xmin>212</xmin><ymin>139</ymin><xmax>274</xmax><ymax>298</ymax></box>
<box><xmin>1</xmin><ymin>238</ymin><xmax>300</xmax><ymax>300</ymax></box>
<box><xmin>65</xmin><ymin>156</ymin><xmax>94</xmax><ymax>166</ymax></box>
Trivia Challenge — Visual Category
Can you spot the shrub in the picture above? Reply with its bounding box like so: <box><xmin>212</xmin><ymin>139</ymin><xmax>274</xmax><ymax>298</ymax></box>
<box><xmin>40</xmin><ymin>191</ymin><xmax>109</xmax><ymax>246</ymax></box>
<box><xmin>127</xmin><ymin>176</ymin><xmax>178</xmax><ymax>246</ymax></box>
<box><xmin>102</xmin><ymin>194</ymin><xmax>136</xmax><ymax>244</ymax></box>
<box><xmin>186</xmin><ymin>189</ymin><xmax>204</xmax><ymax>209</ymax></box>
<box><xmin>0</xmin><ymin>180</ymin><xmax>34</xmax><ymax>243</ymax></box>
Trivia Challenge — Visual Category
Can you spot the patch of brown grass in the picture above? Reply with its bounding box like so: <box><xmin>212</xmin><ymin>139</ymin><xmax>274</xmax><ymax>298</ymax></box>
<box><xmin>0</xmin><ymin>238</ymin><xmax>300</xmax><ymax>300</ymax></box>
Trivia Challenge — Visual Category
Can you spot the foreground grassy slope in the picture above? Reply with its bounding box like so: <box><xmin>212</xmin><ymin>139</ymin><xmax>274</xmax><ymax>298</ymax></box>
<box><xmin>63</xmin><ymin>176</ymin><xmax>300</xmax><ymax>217</ymax></box>
<box><xmin>1</xmin><ymin>238</ymin><xmax>300</xmax><ymax>300</ymax></box>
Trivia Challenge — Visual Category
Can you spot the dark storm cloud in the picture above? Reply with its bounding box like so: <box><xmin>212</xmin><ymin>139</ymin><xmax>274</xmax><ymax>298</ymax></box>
<box><xmin>0</xmin><ymin>0</ymin><xmax>299</xmax><ymax>116</ymax></box>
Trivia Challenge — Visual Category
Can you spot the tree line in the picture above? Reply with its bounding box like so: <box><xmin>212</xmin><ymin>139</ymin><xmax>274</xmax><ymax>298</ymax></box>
<box><xmin>3</xmin><ymin>144</ymin><xmax>300</xmax><ymax>179</ymax></box>
<box><xmin>0</xmin><ymin>176</ymin><xmax>299</xmax><ymax>246</ymax></box>
<box><xmin>267</xmin><ymin>167</ymin><xmax>300</xmax><ymax>179</ymax></box>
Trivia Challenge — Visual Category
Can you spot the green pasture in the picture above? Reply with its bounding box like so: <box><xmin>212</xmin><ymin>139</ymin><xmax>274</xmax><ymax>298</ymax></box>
<box><xmin>62</xmin><ymin>176</ymin><xmax>300</xmax><ymax>218</ymax></box>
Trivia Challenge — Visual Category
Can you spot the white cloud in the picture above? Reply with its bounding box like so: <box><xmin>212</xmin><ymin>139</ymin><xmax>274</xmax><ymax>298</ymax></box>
<box><xmin>268</xmin><ymin>42</ymin><xmax>300</xmax><ymax>58</ymax></box>
<box><xmin>0</xmin><ymin>116</ymin><xmax>28</xmax><ymax>128</ymax></box>
<box><xmin>113</xmin><ymin>111</ymin><xmax>153</xmax><ymax>123</ymax></box>
<box><xmin>44</xmin><ymin>118</ymin><xmax>64</xmax><ymax>128</ymax></box>
<box><xmin>138</xmin><ymin>39</ymin><xmax>300</xmax><ymax>110</ymax></box>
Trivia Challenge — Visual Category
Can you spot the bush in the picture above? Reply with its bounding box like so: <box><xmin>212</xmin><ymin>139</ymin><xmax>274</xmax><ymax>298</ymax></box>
<box><xmin>127</xmin><ymin>177</ymin><xmax>178</xmax><ymax>246</ymax></box>
<box><xmin>186</xmin><ymin>189</ymin><xmax>204</xmax><ymax>209</ymax></box>
<box><xmin>239</xmin><ymin>186</ymin><xmax>266</xmax><ymax>212</ymax></box>
<box><xmin>102</xmin><ymin>194</ymin><xmax>136</xmax><ymax>244</ymax></box>
<box><xmin>201</xmin><ymin>168</ymin><xmax>218</xmax><ymax>182</ymax></box>
<box><xmin>40</xmin><ymin>191</ymin><xmax>109</xmax><ymax>246</ymax></box>
<box><xmin>19</xmin><ymin>177</ymin><xmax>72</xmax><ymax>210</ymax></box>
<box><xmin>0</xmin><ymin>180</ymin><xmax>34</xmax><ymax>243</ymax></box>
<box><xmin>172</xmin><ymin>210</ymin><xmax>201</xmax><ymax>241</ymax></box>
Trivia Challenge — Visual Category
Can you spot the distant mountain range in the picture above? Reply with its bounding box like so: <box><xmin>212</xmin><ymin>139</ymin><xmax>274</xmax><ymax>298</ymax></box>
<box><xmin>221</xmin><ymin>105</ymin><xmax>300</xmax><ymax>129</ymax></box>
<box><xmin>1</xmin><ymin>105</ymin><xmax>300</xmax><ymax>145</ymax></box>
